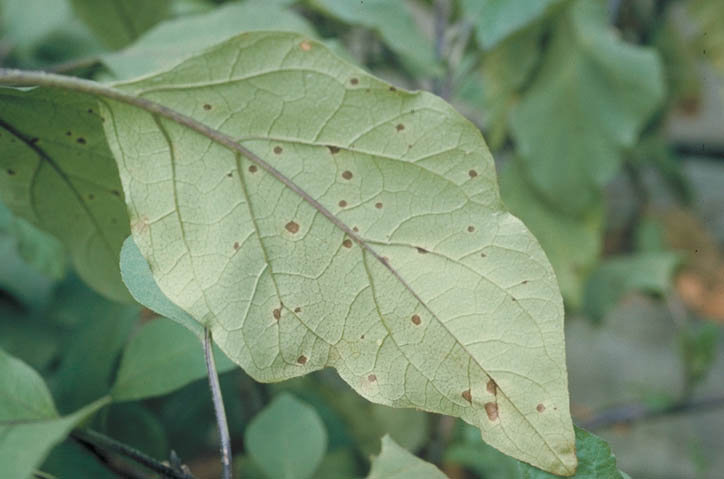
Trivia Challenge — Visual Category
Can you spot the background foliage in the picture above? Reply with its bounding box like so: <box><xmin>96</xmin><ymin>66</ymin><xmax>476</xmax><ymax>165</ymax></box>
<box><xmin>1</xmin><ymin>0</ymin><xmax>723</xmax><ymax>478</ymax></box>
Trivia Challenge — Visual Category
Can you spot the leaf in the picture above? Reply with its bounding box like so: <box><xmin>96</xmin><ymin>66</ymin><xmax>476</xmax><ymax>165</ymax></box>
<box><xmin>583</xmin><ymin>251</ymin><xmax>682</xmax><ymax>322</ymax></box>
<box><xmin>309</xmin><ymin>0</ymin><xmax>438</xmax><ymax>74</ymax></box>
<box><xmin>111</xmin><ymin>316</ymin><xmax>236</xmax><ymax>401</ymax></box>
<box><xmin>245</xmin><ymin>393</ymin><xmax>327</xmax><ymax>479</ymax></box>
<box><xmin>689</xmin><ymin>0</ymin><xmax>724</xmax><ymax>74</ymax></box>
<box><xmin>500</xmin><ymin>159</ymin><xmax>602</xmax><ymax>308</ymax></box>
<box><xmin>98</xmin><ymin>32</ymin><xmax>575</xmax><ymax>474</ymax></box>
<box><xmin>510</xmin><ymin>0</ymin><xmax>665</xmax><ymax>215</ymax></box>
<box><xmin>367</xmin><ymin>435</ymin><xmax>448</xmax><ymax>479</ymax></box>
<box><xmin>102</xmin><ymin>0</ymin><xmax>317</xmax><ymax>80</ymax></box>
<box><xmin>68</xmin><ymin>0</ymin><xmax>171</xmax><ymax>49</ymax></box>
<box><xmin>460</xmin><ymin>0</ymin><xmax>562</xmax><ymax>49</ymax></box>
<box><xmin>0</xmin><ymin>349</ymin><xmax>109</xmax><ymax>479</ymax></box>
<box><xmin>0</xmin><ymin>87</ymin><xmax>132</xmax><ymax>302</ymax></box>
<box><xmin>518</xmin><ymin>427</ymin><xmax>625</xmax><ymax>479</ymax></box>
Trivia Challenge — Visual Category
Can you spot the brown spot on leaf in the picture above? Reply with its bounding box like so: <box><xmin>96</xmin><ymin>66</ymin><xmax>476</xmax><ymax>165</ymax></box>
<box><xmin>342</xmin><ymin>239</ymin><xmax>353</xmax><ymax>248</ymax></box>
<box><xmin>248</xmin><ymin>165</ymin><xmax>258</xmax><ymax>173</ymax></box>
<box><xmin>350</xmin><ymin>78</ymin><xmax>359</xmax><ymax>85</ymax></box>
<box><xmin>227</xmin><ymin>172</ymin><xmax>233</xmax><ymax>178</ymax></box>
<box><xmin>111</xmin><ymin>189</ymin><xmax>120</xmax><ymax>197</ymax></box>
<box><xmin>299</xmin><ymin>40</ymin><xmax>312</xmax><ymax>51</ymax></box>
<box><xmin>273</xmin><ymin>146</ymin><xmax>283</xmax><ymax>154</ymax></box>
<box><xmin>416</xmin><ymin>247</ymin><xmax>428</xmax><ymax>254</ymax></box>
<box><xmin>521</xmin><ymin>280</ymin><xmax>528</xmax><ymax>284</ymax></box>
<box><xmin>285</xmin><ymin>221</ymin><xmax>300</xmax><ymax>234</ymax></box>
<box><xmin>537</xmin><ymin>403</ymin><xmax>546</xmax><ymax>413</ymax></box>
<box><xmin>411</xmin><ymin>314</ymin><xmax>421</xmax><ymax>325</ymax></box>
<box><xmin>395</xmin><ymin>123</ymin><xmax>405</xmax><ymax>132</ymax></box>
<box><xmin>368</xmin><ymin>374</ymin><xmax>377</xmax><ymax>382</ymax></box>
<box><xmin>375</xmin><ymin>202</ymin><xmax>383</xmax><ymax>209</ymax></box>
<box><xmin>77</xmin><ymin>137</ymin><xmax>86</xmax><ymax>144</ymax></box>
<box><xmin>297</xmin><ymin>355</ymin><xmax>307</xmax><ymax>364</ymax></box>
<box><xmin>338</xmin><ymin>200</ymin><xmax>347</xmax><ymax>207</ymax></box>
<box><xmin>481</xmin><ymin>252</ymin><xmax>487</xmax><ymax>258</ymax></box>
<box><xmin>467</xmin><ymin>225</ymin><xmax>475</xmax><ymax>232</ymax></box>
<box><xmin>484</xmin><ymin>402</ymin><xmax>498</xmax><ymax>421</ymax></box>
<box><xmin>511</xmin><ymin>297</ymin><xmax>517</xmax><ymax>302</ymax></box>
<box><xmin>88</xmin><ymin>193</ymin><xmax>95</xmax><ymax>200</ymax></box>
<box><xmin>327</xmin><ymin>145</ymin><xmax>340</xmax><ymax>154</ymax></box>
<box><xmin>342</xmin><ymin>170</ymin><xmax>353</xmax><ymax>180</ymax></box>
<box><xmin>462</xmin><ymin>389</ymin><xmax>472</xmax><ymax>404</ymax></box>
<box><xmin>294</xmin><ymin>307</ymin><xmax>301</xmax><ymax>313</ymax></box>
<box><xmin>273</xmin><ymin>308</ymin><xmax>281</xmax><ymax>320</ymax></box>
<box><xmin>360</xmin><ymin>334</ymin><xmax>365</xmax><ymax>340</ymax></box>
<box><xmin>233</xmin><ymin>242</ymin><xmax>240</xmax><ymax>250</ymax></box>
<box><xmin>389</xmin><ymin>86</ymin><xmax>396</xmax><ymax>92</ymax></box>
<box><xmin>486</xmin><ymin>379</ymin><xmax>497</xmax><ymax>395</ymax></box>
<box><xmin>66</xmin><ymin>131</ymin><xmax>72</xmax><ymax>136</ymax></box>
<box><xmin>468</xmin><ymin>169</ymin><xmax>478</xmax><ymax>178</ymax></box>
<box><xmin>7</xmin><ymin>169</ymin><xmax>16</xmax><ymax>176</ymax></box>
<box><xmin>203</xmin><ymin>104</ymin><xmax>212</xmax><ymax>111</ymax></box>
<box><xmin>353</xmin><ymin>226</ymin><xmax>359</xmax><ymax>233</ymax></box>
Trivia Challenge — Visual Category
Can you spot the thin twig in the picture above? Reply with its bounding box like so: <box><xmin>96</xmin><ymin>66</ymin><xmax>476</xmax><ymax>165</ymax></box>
<box><xmin>71</xmin><ymin>429</ymin><xmax>197</xmax><ymax>479</ymax></box>
<box><xmin>46</xmin><ymin>56</ymin><xmax>102</xmax><ymax>74</ymax></box>
<box><xmin>204</xmin><ymin>327</ymin><xmax>233</xmax><ymax>479</ymax></box>
<box><xmin>581</xmin><ymin>393</ymin><xmax>724</xmax><ymax>430</ymax></box>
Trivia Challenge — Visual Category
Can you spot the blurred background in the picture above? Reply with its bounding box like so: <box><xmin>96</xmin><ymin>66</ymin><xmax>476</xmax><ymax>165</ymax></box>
<box><xmin>1</xmin><ymin>0</ymin><xmax>723</xmax><ymax>478</ymax></box>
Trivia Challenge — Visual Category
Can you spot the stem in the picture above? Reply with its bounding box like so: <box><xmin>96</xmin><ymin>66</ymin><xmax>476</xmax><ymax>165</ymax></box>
<box><xmin>204</xmin><ymin>327</ymin><xmax>233</xmax><ymax>479</ymax></box>
<box><xmin>71</xmin><ymin>429</ymin><xmax>197</xmax><ymax>479</ymax></box>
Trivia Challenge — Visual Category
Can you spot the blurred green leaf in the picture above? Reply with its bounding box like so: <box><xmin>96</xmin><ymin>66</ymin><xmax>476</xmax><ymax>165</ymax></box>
<box><xmin>444</xmin><ymin>423</ymin><xmax>519</xmax><ymax>478</ymax></box>
<box><xmin>583</xmin><ymin>251</ymin><xmax>681</xmax><ymax>322</ymax></box>
<box><xmin>101</xmin><ymin>402</ymin><xmax>168</xmax><ymax>459</ymax></box>
<box><xmin>315</xmin><ymin>448</ymin><xmax>361</xmax><ymax>479</ymax></box>
<box><xmin>679</xmin><ymin>322</ymin><xmax>719</xmax><ymax>389</ymax></box>
<box><xmin>0</xmin><ymin>348</ymin><xmax>57</xmax><ymax>421</ymax></box>
<box><xmin>367</xmin><ymin>435</ymin><xmax>447</xmax><ymax>479</ymax></box>
<box><xmin>111</xmin><ymin>316</ymin><xmax>235</xmax><ymax>401</ymax></box>
<box><xmin>69</xmin><ymin>0</ymin><xmax>172</xmax><ymax>49</ymax></box>
<box><xmin>41</xmin><ymin>440</ymin><xmax>115</xmax><ymax>479</ymax></box>
<box><xmin>510</xmin><ymin>0</ymin><xmax>665</xmax><ymax>215</ymax></box>
<box><xmin>0</xmin><ymin>87</ymin><xmax>132</xmax><ymax>302</ymax></box>
<box><xmin>245</xmin><ymin>393</ymin><xmax>327</xmax><ymax>479</ymax></box>
<box><xmin>461</xmin><ymin>0</ymin><xmax>562</xmax><ymax>49</ymax></box>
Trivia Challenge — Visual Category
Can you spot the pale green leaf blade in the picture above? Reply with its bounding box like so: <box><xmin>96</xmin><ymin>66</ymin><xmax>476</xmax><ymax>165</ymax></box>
<box><xmin>518</xmin><ymin>427</ymin><xmax>625</xmax><ymax>479</ymax></box>
<box><xmin>245</xmin><ymin>393</ymin><xmax>327</xmax><ymax>479</ymax></box>
<box><xmin>367</xmin><ymin>435</ymin><xmax>448</xmax><ymax>479</ymax></box>
<box><xmin>461</xmin><ymin>0</ymin><xmax>562</xmax><ymax>49</ymax></box>
<box><xmin>510</xmin><ymin>0</ymin><xmax>665</xmax><ymax>215</ymax></box>
<box><xmin>69</xmin><ymin>0</ymin><xmax>171</xmax><ymax>49</ymax></box>
<box><xmin>0</xmin><ymin>87</ymin><xmax>132</xmax><ymax>302</ymax></box>
<box><xmin>120</xmin><ymin>236</ymin><xmax>204</xmax><ymax>337</ymax></box>
<box><xmin>102</xmin><ymin>0</ymin><xmax>317</xmax><ymax>80</ymax></box>
<box><xmin>101</xmin><ymin>32</ymin><xmax>576</xmax><ymax>474</ymax></box>
<box><xmin>0</xmin><ymin>348</ymin><xmax>57</xmax><ymax>421</ymax></box>
<box><xmin>111</xmin><ymin>316</ymin><xmax>235</xmax><ymax>401</ymax></box>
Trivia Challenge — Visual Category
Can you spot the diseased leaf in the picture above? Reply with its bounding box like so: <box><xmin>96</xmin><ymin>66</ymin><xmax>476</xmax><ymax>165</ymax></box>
<box><xmin>102</xmin><ymin>0</ymin><xmax>317</xmax><ymax>80</ymax></box>
<box><xmin>460</xmin><ymin>0</ymin><xmax>562</xmax><ymax>49</ymax></box>
<box><xmin>367</xmin><ymin>435</ymin><xmax>448</xmax><ymax>479</ymax></box>
<box><xmin>510</xmin><ymin>0</ymin><xmax>665</xmax><ymax>215</ymax></box>
<box><xmin>245</xmin><ymin>393</ymin><xmax>327</xmax><ymax>479</ymax></box>
<box><xmin>111</xmin><ymin>316</ymin><xmax>235</xmax><ymax>401</ymax></box>
<box><xmin>99</xmin><ymin>32</ymin><xmax>575</xmax><ymax>474</ymax></box>
<box><xmin>0</xmin><ymin>87</ymin><xmax>132</xmax><ymax>302</ymax></box>
<box><xmin>69</xmin><ymin>0</ymin><xmax>171</xmax><ymax>49</ymax></box>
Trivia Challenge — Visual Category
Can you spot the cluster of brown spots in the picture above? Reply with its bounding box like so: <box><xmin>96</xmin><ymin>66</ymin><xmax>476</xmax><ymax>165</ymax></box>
<box><xmin>299</xmin><ymin>40</ymin><xmax>312</xmax><ymax>51</ymax></box>
<box><xmin>467</xmin><ymin>225</ymin><xmax>475</xmax><ymax>233</ymax></box>
<box><xmin>6</xmin><ymin>169</ymin><xmax>16</xmax><ymax>176</ymax></box>
<box><xmin>462</xmin><ymin>389</ymin><xmax>472</xmax><ymax>404</ymax></box>
<box><xmin>486</xmin><ymin>379</ymin><xmax>497</xmax><ymax>395</ymax></box>
<box><xmin>294</xmin><ymin>307</ymin><xmax>301</xmax><ymax>313</ymax></box>
<box><xmin>248</xmin><ymin>165</ymin><xmax>258</xmax><ymax>173</ymax></box>
<box><xmin>297</xmin><ymin>355</ymin><xmax>307</xmax><ymax>364</ymax></box>
<box><xmin>338</xmin><ymin>200</ymin><xmax>347</xmax><ymax>208</ymax></box>
<box><xmin>484</xmin><ymin>402</ymin><xmax>499</xmax><ymax>421</ymax></box>
<box><xmin>327</xmin><ymin>145</ymin><xmax>340</xmax><ymax>154</ymax></box>
<box><xmin>273</xmin><ymin>146</ymin><xmax>283</xmax><ymax>154</ymax></box>
<box><xmin>395</xmin><ymin>123</ymin><xmax>405</xmax><ymax>132</ymax></box>
<box><xmin>273</xmin><ymin>308</ymin><xmax>281</xmax><ymax>320</ymax></box>
<box><xmin>416</xmin><ymin>247</ymin><xmax>427</xmax><ymax>254</ymax></box>
<box><xmin>76</xmin><ymin>137</ymin><xmax>86</xmax><ymax>144</ymax></box>
<box><xmin>368</xmin><ymin>374</ymin><xmax>377</xmax><ymax>382</ymax></box>
<box><xmin>342</xmin><ymin>170</ymin><xmax>353</xmax><ymax>180</ymax></box>
<box><xmin>411</xmin><ymin>314</ymin><xmax>421</xmax><ymax>325</ymax></box>
<box><xmin>389</xmin><ymin>86</ymin><xmax>397</xmax><ymax>92</ymax></box>
<box><xmin>285</xmin><ymin>221</ymin><xmax>300</xmax><ymax>234</ymax></box>
<box><xmin>203</xmin><ymin>104</ymin><xmax>212</xmax><ymax>111</ymax></box>
<box><xmin>375</xmin><ymin>202</ymin><xmax>383</xmax><ymax>209</ymax></box>
<box><xmin>233</xmin><ymin>242</ymin><xmax>240</xmax><ymax>251</ymax></box>
<box><xmin>350</xmin><ymin>78</ymin><xmax>359</xmax><ymax>85</ymax></box>
<box><xmin>342</xmin><ymin>239</ymin><xmax>353</xmax><ymax>249</ymax></box>
<box><xmin>537</xmin><ymin>403</ymin><xmax>546</xmax><ymax>413</ymax></box>
<box><xmin>468</xmin><ymin>169</ymin><xmax>478</xmax><ymax>178</ymax></box>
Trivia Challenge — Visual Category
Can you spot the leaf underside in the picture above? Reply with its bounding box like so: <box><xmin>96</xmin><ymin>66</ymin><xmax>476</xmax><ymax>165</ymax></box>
<box><xmin>103</xmin><ymin>32</ymin><xmax>575</xmax><ymax>474</ymax></box>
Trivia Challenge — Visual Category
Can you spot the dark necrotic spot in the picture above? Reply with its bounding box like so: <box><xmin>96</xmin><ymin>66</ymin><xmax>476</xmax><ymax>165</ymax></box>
<box><xmin>203</xmin><ymin>104</ymin><xmax>212</xmax><ymax>110</ymax></box>
<box><xmin>395</xmin><ymin>123</ymin><xmax>405</xmax><ymax>132</ymax></box>
<box><xmin>342</xmin><ymin>239</ymin><xmax>353</xmax><ymax>249</ymax></box>
<box><xmin>537</xmin><ymin>403</ymin><xmax>545</xmax><ymax>413</ymax></box>
<box><xmin>389</xmin><ymin>86</ymin><xmax>396</xmax><ymax>92</ymax></box>
<box><xmin>87</xmin><ymin>108</ymin><xmax>93</xmax><ymax>114</ymax></box>
<box><xmin>511</xmin><ymin>297</ymin><xmax>517</xmax><ymax>302</ymax></box>
<box><xmin>375</xmin><ymin>202</ymin><xmax>383</xmax><ymax>209</ymax></box>
<box><xmin>66</xmin><ymin>131</ymin><xmax>72</xmax><ymax>136</ymax></box>
<box><xmin>480</xmin><ymin>252</ymin><xmax>487</xmax><ymax>258</ymax></box>
<box><xmin>368</xmin><ymin>374</ymin><xmax>377</xmax><ymax>382</ymax></box>
<box><xmin>485</xmin><ymin>402</ymin><xmax>498</xmax><ymax>421</ymax></box>
<box><xmin>411</xmin><ymin>314</ymin><xmax>421</xmax><ymax>325</ymax></box>
<box><xmin>486</xmin><ymin>379</ymin><xmax>497</xmax><ymax>395</ymax></box>
<box><xmin>360</xmin><ymin>334</ymin><xmax>365</xmax><ymax>340</ymax></box>
<box><xmin>342</xmin><ymin>170</ymin><xmax>353</xmax><ymax>180</ymax></box>
<box><xmin>76</xmin><ymin>137</ymin><xmax>86</xmax><ymax>144</ymax></box>
<box><xmin>462</xmin><ymin>389</ymin><xmax>472</xmax><ymax>403</ymax></box>
<box><xmin>233</xmin><ymin>242</ymin><xmax>240</xmax><ymax>251</ymax></box>
<box><xmin>350</xmin><ymin>78</ymin><xmax>359</xmax><ymax>85</ymax></box>
<box><xmin>285</xmin><ymin>221</ymin><xmax>300</xmax><ymax>234</ymax></box>
<box><xmin>338</xmin><ymin>200</ymin><xmax>347</xmax><ymax>208</ymax></box>
<box><xmin>273</xmin><ymin>146</ymin><xmax>283</xmax><ymax>154</ymax></box>
<box><xmin>88</xmin><ymin>193</ymin><xmax>95</xmax><ymax>200</ymax></box>
<box><xmin>467</xmin><ymin>225</ymin><xmax>475</xmax><ymax>233</ymax></box>
<box><xmin>416</xmin><ymin>247</ymin><xmax>427</xmax><ymax>254</ymax></box>
<box><xmin>521</xmin><ymin>280</ymin><xmax>528</xmax><ymax>284</ymax></box>
<box><xmin>111</xmin><ymin>189</ymin><xmax>121</xmax><ymax>197</ymax></box>
<box><xmin>227</xmin><ymin>172</ymin><xmax>233</xmax><ymax>178</ymax></box>
<box><xmin>248</xmin><ymin>165</ymin><xmax>258</xmax><ymax>173</ymax></box>
<box><xmin>297</xmin><ymin>355</ymin><xmax>307</xmax><ymax>364</ymax></box>
<box><xmin>468</xmin><ymin>169</ymin><xmax>478</xmax><ymax>178</ymax></box>
<box><xmin>352</xmin><ymin>226</ymin><xmax>359</xmax><ymax>232</ymax></box>
<box><xmin>327</xmin><ymin>145</ymin><xmax>340</xmax><ymax>154</ymax></box>
<box><xmin>294</xmin><ymin>307</ymin><xmax>301</xmax><ymax>313</ymax></box>
<box><xmin>273</xmin><ymin>308</ymin><xmax>281</xmax><ymax>320</ymax></box>
<box><xmin>7</xmin><ymin>169</ymin><xmax>16</xmax><ymax>176</ymax></box>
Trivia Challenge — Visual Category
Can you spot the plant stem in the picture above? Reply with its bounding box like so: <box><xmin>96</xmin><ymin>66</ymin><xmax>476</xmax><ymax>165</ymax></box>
<box><xmin>204</xmin><ymin>327</ymin><xmax>233</xmax><ymax>479</ymax></box>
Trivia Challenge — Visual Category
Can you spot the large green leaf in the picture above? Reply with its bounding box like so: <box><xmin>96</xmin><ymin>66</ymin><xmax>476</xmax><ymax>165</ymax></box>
<box><xmin>510</xmin><ymin>0</ymin><xmax>664</xmax><ymax>215</ymax></box>
<box><xmin>245</xmin><ymin>393</ymin><xmax>327</xmax><ymax>479</ymax></box>
<box><xmin>460</xmin><ymin>0</ymin><xmax>562</xmax><ymax>49</ymax></box>
<box><xmin>95</xmin><ymin>32</ymin><xmax>574</xmax><ymax>474</ymax></box>
<box><xmin>367</xmin><ymin>435</ymin><xmax>448</xmax><ymax>479</ymax></box>
<box><xmin>0</xmin><ymin>87</ymin><xmax>131</xmax><ymax>302</ymax></box>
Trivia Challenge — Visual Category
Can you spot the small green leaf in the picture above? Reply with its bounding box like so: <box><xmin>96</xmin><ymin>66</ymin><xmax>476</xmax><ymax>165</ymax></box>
<box><xmin>367</xmin><ymin>435</ymin><xmax>448</xmax><ymax>479</ymax></box>
<box><xmin>0</xmin><ymin>87</ymin><xmax>131</xmax><ymax>302</ymax></box>
<box><xmin>111</xmin><ymin>316</ymin><xmax>235</xmax><ymax>401</ymax></box>
<box><xmin>0</xmin><ymin>348</ymin><xmax>56</xmax><ymax>421</ymax></box>
<box><xmin>510</xmin><ymin>0</ymin><xmax>665</xmax><ymax>215</ymax></box>
<box><xmin>245</xmin><ymin>393</ymin><xmax>327</xmax><ymax>479</ymax></box>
